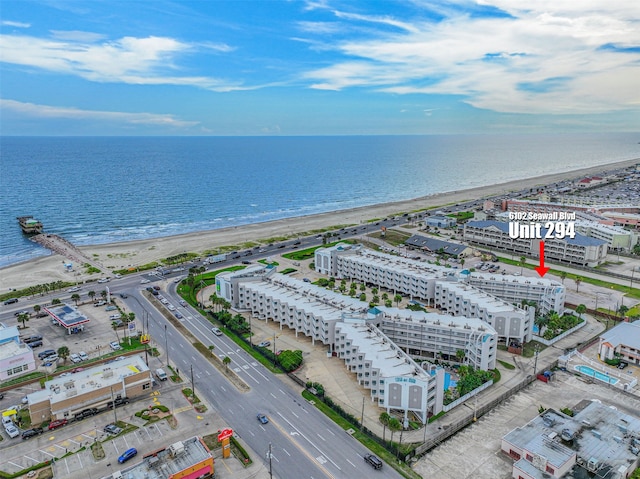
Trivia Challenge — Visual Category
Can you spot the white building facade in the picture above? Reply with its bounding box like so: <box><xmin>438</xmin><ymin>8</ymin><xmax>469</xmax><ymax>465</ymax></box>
<box><xmin>434</xmin><ymin>281</ymin><xmax>533</xmax><ymax>344</ymax></box>
<box><xmin>0</xmin><ymin>323</ymin><xmax>37</xmax><ymax>382</ymax></box>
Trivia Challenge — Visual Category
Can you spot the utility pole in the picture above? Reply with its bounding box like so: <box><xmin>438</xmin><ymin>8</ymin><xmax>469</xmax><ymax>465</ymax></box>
<box><xmin>533</xmin><ymin>345</ymin><xmax>540</xmax><ymax>376</ymax></box>
<box><xmin>110</xmin><ymin>386</ymin><xmax>117</xmax><ymax>424</ymax></box>
<box><xmin>190</xmin><ymin>364</ymin><xmax>195</xmax><ymax>401</ymax></box>
<box><xmin>165</xmin><ymin>324</ymin><xmax>169</xmax><ymax>367</ymax></box>
<box><xmin>268</xmin><ymin>443</ymin><xmax>273</xmax><ymax>479</ymax></box>
<box><xmin>360</xmin><ymin>397</ymin><xmax>365</xmax><ymax>431</ymax></box>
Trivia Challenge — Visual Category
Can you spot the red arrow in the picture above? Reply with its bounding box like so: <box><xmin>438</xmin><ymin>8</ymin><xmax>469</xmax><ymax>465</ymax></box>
<box><xmin>535</xmin><ymin>241</ymin><xmax>550</xmax><ymax>277</ymax></box>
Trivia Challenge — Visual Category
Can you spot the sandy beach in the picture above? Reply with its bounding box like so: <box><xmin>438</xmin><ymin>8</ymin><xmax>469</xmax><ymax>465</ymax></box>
<box><xmin>2</xmin><ymin>157</ymin><xmax>638</xmax><ymax>292</ymax></box>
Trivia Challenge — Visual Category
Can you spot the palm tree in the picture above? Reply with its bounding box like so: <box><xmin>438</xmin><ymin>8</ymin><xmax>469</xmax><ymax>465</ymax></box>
<box><xmin>51</xmin><ymin>298</ymin><xmax>61</xmax><ymax>305</ymax></box>
<box><xmin>112</xmin><ymin>323</ymin><xmax>121</xmax><ymax>343</ymax></box>
<box><xmin>575</xmin><ymin>276</ymin><xmax>583</xmax><ymax>293</ymax></box>
<box><xmin>575</xmin><ymin>304</ymin><xmax>587</xmax><ymax>319</ymax></box>
<box><xmin>71</xmin><ymin>293</ymin><xmax>80</xmax><ymax>306</ymax></box>
<box><xmin>455</xmin><ymin>349</ymin><xmax>466</xmax><ymax>364</ymax></box>
<box><xmin>618</xmin><ymin>305</ymin><xmax>629</xmax><ymax>319</ymax></box>
<box><xmin>519</xmin><ymin>256</ymin><xmax>526</xmax><ymax>275</ymax></box>
<box><xmin>559</xmin><ymin>271</ymin><xmax>567</xmax><ymax>284</ymax></box>
<box><xmin>33</xmin><ymin>304</ymin><xmax>41</xmax><ymax>315</ymax></box>
<box><xmin>388</xmin><ymin>418</ymin><xmax>402</xmax><ymax>446</ymax></box>
<box><xmin>394</xmin><ymin>294</ymin><xmax>403</xmax><ymax>307</ymax></box>
<box><xmin>459</xmin><ymin>257</ymin><xmax>465</xmax><ymax>269</ymax></box>
<box><xmin>17</xmin><ymin>312</ymin><xmax>29</xmax><ymax>329</ymax></box>
<box><xmin>379</xmin><ymin>412</ymin><xmax>391</xmax><ymax>442</ymax></box>
<box><xmin>57</xmin><ymin>346</ymin><xmax>70</xmax><ymax>363</ymax></box>
<box><xmin>101</xmin><ymin>290</ymin><xmax>108</xmax><ymax>300</ymax></box>
<box><xmin>222</xmin><ymin>356</ymin><xmax>231</xmax><ymax>369</ymax></box>
<box><xmin>88</xmin><ymin>290</ymin><xmax>96</xmax><ymax>302</ymax></box>
<box><xmin>208</xmin><ymin>345</ymin><xmax>215</xmax><ymax>356</ymax></box>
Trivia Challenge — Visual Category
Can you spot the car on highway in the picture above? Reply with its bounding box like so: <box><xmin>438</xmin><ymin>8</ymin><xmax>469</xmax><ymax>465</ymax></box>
<box><xmin>173</xmin><ymin>311</ymin><xmax>183</xmax><ymax>319</ymax></box>
<box><xmin>3</xmin><ymin>298</ymin><xmax>18</xmax><ymax>305</ymax></box>
<box><xmin>257</xmin><ymin>340</ymin><xmax>271</xmax><ymax>348</ymax></box>
<box><xmin>104</xmin><ymin>424</ymin><xmax>123</xmax><ymax>435</ymax></box>
<box><xmin>140</xmin><ymin>279</ymin><xmax>151</xmax><ymax>284</ymax></box>
<box><xmin>211</xmin><ymin>327</ymin><xmax>222</xmax><ymax>336</ymax></box>
<box><xmin>257</xmin><ymin>413</ymin><xmax>269</xmax><ymax>424</ymax></box>
<box><xmin>21</xmin><ymin>427</ymin><xmax>43</xmax><ymax>440</ymax></box>
<box><xmin>66</xmin><ymin>286</ymin><xmax>81</xmax><ymax>293</ymax></box>
<box><xmin>179</xmin><ymin>299</ymin><xmax>187</xmax><ymax>306</ymax></box>
<box><xmin>14</xmin><ymin>310</ymin><xmax>29</xmax><ymax>317</ymax></box>
<box><xmin>48</xmin><ymin>419</ymin><xmax>68</xmax><ymax>430</ymax></box>
<box><xmin>118</xmin><ymin>448</ymin><xmax>138</xmax><ymax>464</ymax></box>
<box><xmin>364</xmin><ymin>453</ymin><xmax>383</xmax><ymax>470</ymax></box>
<box><xmin>97</xmin><ymin>278</ymin><xmax>110</xmax><ymax>283</ymax></box>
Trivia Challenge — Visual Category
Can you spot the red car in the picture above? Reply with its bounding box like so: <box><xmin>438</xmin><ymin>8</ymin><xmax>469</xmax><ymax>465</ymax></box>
<box><xmin>48</xmin><ymin>419</ymin><xmax>68</xmax><ymax>430</ymax></box>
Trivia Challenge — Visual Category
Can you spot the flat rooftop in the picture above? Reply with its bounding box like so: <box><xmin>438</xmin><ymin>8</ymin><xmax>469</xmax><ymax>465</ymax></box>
<box><xmin>437</xmin><ymin>281</ymin><xmax>522</xmax><ymax>313</ymax></box>
<box><xmin>44</xmin><ymin>303</ymin><xmax>90</xmax><ymax>328</ymax></box>
<box><xmin>107</xmin><ymin>436</ymin><xmax>211</xmax><ymax>479</ymax></box>
<box><xmin>28</xmin><ymin>355</ymin><xmax>150</xmax><ymax>406</ymax></box>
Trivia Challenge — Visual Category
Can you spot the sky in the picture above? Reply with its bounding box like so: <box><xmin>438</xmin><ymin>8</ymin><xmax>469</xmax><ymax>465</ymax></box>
<box><xmin>1</xmin><ymin>0</ymin><xmax>639</xmax><ymax>136</ymax></box>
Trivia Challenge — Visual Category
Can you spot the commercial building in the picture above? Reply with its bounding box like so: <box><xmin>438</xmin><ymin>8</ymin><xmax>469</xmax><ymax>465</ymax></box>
<box><xmin>502</xmin><ymin>401</ymin><xmax>640</xmax><ymax>479</ymax></box>
<box><xmin>370</xmin><ymin>307</ymin><xmax>498</xmax><ymax>371</ymax></box>
<box><xmin>26</xmin><ymin>354</ymin><xmax>152</xmax><ymax>425</ymax></box>
<box><xmin>426</xmin><ymin>215</ymin><xmax>457</xmax><ymax>228</ymax></box>
<box><xmin>103</xmin><ymin>436</ymin><xmax>214</xmax><ymax>479</ymax></box>
<box><xmin>44</xmin><ymin>303</ymin><xmax>90</xmax><ymax>334</ymax></box>
<box><xmin>434</xmin><ymin>281</ymin><xmax>533</xmax><ymax>344</ymax></box>
<box><xmin>464</xmin><ymin>273</ymin><xmax>566</xmax><ymax>316</ymax></box>
<box><xmin>334</xmin><ymin>318</ymin><xmax>444</xmax><ymax>423</ymax></box>
<box><xmin>0</xmin><ymin>323</ymin><xmax>37</xmax><ymax>382</ymax></box>
<box><xmin>463</xmin><ymin>220</ymin><xmax>608</xmax><ymax>267</ymax></box>
<box><xmin>598</xmin><ymin>320</ymin><xmax>640</xmax><ymax>365</ymax></box>
<box><xmin>404</xmin><ymin>234</ymin><xmax>472</xmax><ymax>258</ymax></box>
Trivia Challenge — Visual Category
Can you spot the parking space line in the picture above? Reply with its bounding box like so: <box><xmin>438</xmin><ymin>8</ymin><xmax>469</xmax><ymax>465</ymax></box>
<box><xmin>64</xmin><ymin>458</ymin><xmax>70</xmax><ymax>475</ymax></box>
<box><xmin>67</xmin><ymin>438</ymin><xmax>80</xmax><ymax>445</ymax></box>
<box><xmin>77</xmin><ymin>452</ymin><xmax>83</xmax><ymax>468</ymax></box>
<box><xmin>7</xmin><ymin>461</ymin><xmax>21</xmax><ymax>469</ymax></box>
<box><xmin>81</xmin><ymin>433</ymin><xmax>93</xmax><ymax>440</ymax></box>
<box><xmin>112</xmin><ymin>441</ymin><xmax>120</xmax><ymax>455</ymax></box>
<box><xmin>39</xmin><ymin>450</ymin><xmax>56</xmax><ymax>457</ymax></box>
<box><xmin>24</xmin><ymin>454</ymin><xmax>39</xmax><ymax>463</ymax></box>
<box><xmin>54</xmin><ymin>444</ymin><xmax>66</xmax><ymax>451</ymax></box>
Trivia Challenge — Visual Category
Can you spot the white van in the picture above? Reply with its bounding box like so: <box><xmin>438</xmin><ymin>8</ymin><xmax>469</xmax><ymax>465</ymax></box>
<box><xmin>155</xmin><ymin>368</ymin><xmax>168</xmax><ymax>381</ymax></box>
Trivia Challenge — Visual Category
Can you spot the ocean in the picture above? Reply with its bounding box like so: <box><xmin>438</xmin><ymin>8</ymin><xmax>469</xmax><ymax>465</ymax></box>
<box><xmin>1</xmin><ymin>134</ymin><xmax>639</xmax><ymax>268</ymax></box>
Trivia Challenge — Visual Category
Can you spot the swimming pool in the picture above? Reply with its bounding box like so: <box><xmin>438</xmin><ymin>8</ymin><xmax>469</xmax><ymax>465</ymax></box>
<box><xmin>574</xmin><ymin>365</ymin><xmax>618</xmax><ymax>385</ymax></box>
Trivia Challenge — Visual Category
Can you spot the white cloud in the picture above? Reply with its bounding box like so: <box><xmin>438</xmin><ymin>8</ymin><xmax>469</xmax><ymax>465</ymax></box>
<box><xmin>301</xmin><ymin>1</ymin><xmax>640</xmax><ymax>115</ymax></box>
<box><xmin>1</xmin><ymin>99</ymin><xmax>199</xmax><ymax>128</ymax></box>
<box><xmin>0</xmin><ymin>33</ymin><xmax>245</xmax><ymax>92</ymax></box>
<box><xmin>1</xmin><ymin>20</ymin><xmax>30</xmax><ymax>28</ymax></box>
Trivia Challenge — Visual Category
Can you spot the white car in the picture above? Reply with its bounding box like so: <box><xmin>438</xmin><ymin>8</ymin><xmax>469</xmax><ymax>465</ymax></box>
<box><xmin>97</xmin><ymin>278</ymin><xmax>110</xmax><ymax>283</ymax></box>
<box><xmin>140</xmin><ymin>279</ymin><xmax>151</xmax><ymax>284</ymax></box>
<box><xmin>109</xmin><ymin>314</ymin><xmax>121</xmax><ymax>320</ymax></box>
<box><xmin>167</xmin><ymin>304</ymin><xmax>176</xmax><ymax>311</ymax></box>
<box><xmin>66</xmin><ymin>286</ymin><xmax>81</xmax><ymax>293</ymax></box>
<box><xmin>5</xmin><ymin>423</ymin><xmax>19</xmax><ymax>438</ymax></box>
<box><xmin>69</xmin><ymin>353</ymin><xmax>81</xmax><ymax>363</ymax></box>
<box><xmin>211</xmin><ymin>327</ymin><xmax>222</xmax><ymax>336</ymax></box>
<box><xmin>109</xmin><ymin>341</ymin><xmax>122</xmax><ymax>351</ymax></box>
<box><xmin>78</xmin><ymin>351</ymin><xmax>89</xmax><ymax>361</ymax></box>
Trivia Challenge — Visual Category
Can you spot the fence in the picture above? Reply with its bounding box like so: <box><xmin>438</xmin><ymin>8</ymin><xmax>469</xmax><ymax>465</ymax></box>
<box><xmin>409</xmin><ymin>359</ymin><xmax>558</xmax><ymax>462</ymax></box>
<box><xmin>442</xmin><ymin>380</ymin><xmax>493</xmax><ymax>412</ymax></box>
<box><xmin>533</xmin><ymin>319</ymin><xmax>587</xmax><ymax>346</ymax></box>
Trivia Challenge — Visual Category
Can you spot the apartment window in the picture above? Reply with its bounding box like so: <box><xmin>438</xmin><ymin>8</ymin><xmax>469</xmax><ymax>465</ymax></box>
<box><xmin>143</xmin><ymin>383</ymin><xmax>151</xmax><ymax>390</ymax></box>
<box><xmin>545</xmin><ymin>465</ymin><xmax>554</xmax><ymax>474</ymax></box>
<box><xmin>526</xmin><ymin>454</ymin><xmax>533</xmax><ymax>462</ymax></box>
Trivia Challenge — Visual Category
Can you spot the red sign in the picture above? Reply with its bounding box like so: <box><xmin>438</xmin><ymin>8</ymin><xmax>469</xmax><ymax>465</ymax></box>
<box><xmin>217</xmin><ymin>428</ymin><xmax>233</xmax><ymax>441</ymax></box>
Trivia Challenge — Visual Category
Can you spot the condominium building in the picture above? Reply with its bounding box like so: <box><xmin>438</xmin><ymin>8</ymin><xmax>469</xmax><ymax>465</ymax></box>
<box><xmin>598</xmin><ymin>320</ymin><xmax>640</xmax><ymax>365</ymax></box>
<box><xmin>334</xmin><ymin>318</ymin><xmax>445</xmax><ymax>423</ymax></box>
<box><xmin>370</xmin><ymin>307</ymin><xmax>498</xmax><ymax>371</ymax></box>
<box><xmin>465</xmin><ymin>273</ymin><xmax>566</xmax><ymax>316</ymax></box>
<box><xmin>0</xmin><ymin>323</ymin><xmax>37</xmax><ymax>382</ymax></box>
<box><xmin>26</xmin><ymin>355</ymin><xmax>152</xmax><ymax>425</ymax></box>
<box><xmin>575</xmin><ymin>221</ymin><xmax>638</xmax><ymax>251</ymax></box>
<box><xmin>434</xmin><ymin>281</ymin><xmax>533</xmax><ymax>344</ymax></box>
<box><xmin>463</xmin><ymin>220</ymin><xmax>608</xmax><ymax>267</ymax></box>
<box><xmin>315</xmin><ymin>244</ymin><xmax>453</xmax><ymax>301</ymax></box>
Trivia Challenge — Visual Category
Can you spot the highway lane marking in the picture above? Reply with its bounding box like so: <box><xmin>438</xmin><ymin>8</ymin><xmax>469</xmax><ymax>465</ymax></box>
<box><xmin>270</xmin><ymin>415</ymin><xmax>336</xmax><ymax>479</ymax></box>
<box><xmin>290</xmin><ymin>410</ymin><xmax>299</xmax><ymax>418</ymax></box>
<box><xmin>220</xmin><ymin>385</ymin><xmax>226</xmax><ymax>392</ymax></box>
<box><xmin>270</xmin><ymin>393</ymin><xmax>277</xmax><ymax>399</ymax></box>
<box><xmin>279</xmin><ymin>389</ymin><xmax>286</xmax><ymax>395</ymax></box>
<box><xmin>326</xmin><ymin>429</ymin><xmax>335</xmax><ymax>436</ymax></box>
<box><xmin>276</xmin><ymin>412</ymin><xmax>341</xmax><ymax>471</ymax></box>
<box><xmin>191</xmin><ymin>355</ymin><xmax>197</xmax><ymax>362</ymax></box>
<box><xmin>346</xmin><ymin>459</ymin><xmax>356</xmax><ymax>468</ymax></box>
<box><xmin>282</xmin><ymin>448</ymin><xmax>291</xmax><ymax>457</ymax></box>
<box><xmin>317</xmin><ymin>433</ymin><xmax>326</xmax><ymax>441</ymax></box>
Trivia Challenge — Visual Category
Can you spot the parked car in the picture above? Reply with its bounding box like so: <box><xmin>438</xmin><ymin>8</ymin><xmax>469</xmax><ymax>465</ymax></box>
<box><xmin>257</xmin><ymin>413</ymin><xmax>269</xmax><ymax>424</ymax></box>
<box><xmin>107</xmin><ymin>397</ymin><xmax>130</xmax><ymax>409</ymax></box>
<box><xmin>69</xmin><ymin>353</ymin><xmax>81</xmax><ymax>363</ymax></box>
<box><xmin>23</xmin><ymin>335</ymin><xmax>43</xmax><ymax>343</ymax></box>
<box><xmin>104</xmin><ymin>424</ymin><xmax>123</xmax><ymax>435</ymax></box>
<box><xmin>74</xmin><ymin>408</ymin><xmax>98</xmax><ymax>420</ymax></box>
<box><xmin>109</xmin><ymin>341</ymin><xmax>122</xmax><ymax>351</ymax></box>
<box><xmin>109</xmin><ymin>314</ymin><xmax>121</xmax><ymax>320</ymax></box>
<box><xmin>21</xmin><ymin>427</ymin><xmax>43</xmax><ymax>440</ymax></box>
<box><xmin>27</xmin><ymin>340</ymin><xmax>43</xmax><ymax>348</ymax></box>
<box><xmin>118</xmin><ymin>448</ymin><xmax>138</xmax><ymax>464</ymax></box>
<box><xmin>78</xmin><ymin>351</ymin><xmax>89</xmax><ymax>361</ymax></box>
<box><xmin>94</xmin><ymin>301</ymin><xmax>107</xmax><ymax>307</ymax></box>
<box><xmin>48</xmin><ymin>419</ymin><xmax>68</xmax><ymax>430</ymax></box>
<box><xmin>5</xmin><ymin>423</ymin><xmax>19</xmax><ymax>438</ymax></box>
<box><xmin>43</xmin><ymin>354</ymin><xmax>59</xmax><ymax>363</ymax></box>
<box><xmin>257</xmin><ymin>341</ymin><xmax>271</xmax><ymax>348</ymax></box>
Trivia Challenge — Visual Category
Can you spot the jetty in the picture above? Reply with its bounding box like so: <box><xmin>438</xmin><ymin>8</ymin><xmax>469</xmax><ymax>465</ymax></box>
<box><xmin>17</xmin><ymin>216</ymin><xmax>43</xmax><ymax>234</ymax></box>
<box><xmin>32</xmin><ymin>234</ymin><xmax>104</xmax><ymax>272</ymax></box>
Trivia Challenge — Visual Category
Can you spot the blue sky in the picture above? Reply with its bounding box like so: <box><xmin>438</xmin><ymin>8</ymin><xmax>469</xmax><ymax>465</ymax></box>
<box><xmin>1</xmin><ymin>0</ymin><xmax>639</xmax><ymax>136</ymax></box>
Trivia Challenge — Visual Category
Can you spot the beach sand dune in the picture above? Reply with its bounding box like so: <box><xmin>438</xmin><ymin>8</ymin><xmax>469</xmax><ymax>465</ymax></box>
<box><xmin>2</xmin><ymin>158</ymin><xmax>637</xmax><ymax>292</ymax></box>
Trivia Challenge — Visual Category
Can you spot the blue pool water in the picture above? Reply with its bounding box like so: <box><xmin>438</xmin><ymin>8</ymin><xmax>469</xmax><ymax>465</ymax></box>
<box><xmin>574</xmin><ymin>365</ymin><xmax>618</xmax><ymax>385</ymax></box>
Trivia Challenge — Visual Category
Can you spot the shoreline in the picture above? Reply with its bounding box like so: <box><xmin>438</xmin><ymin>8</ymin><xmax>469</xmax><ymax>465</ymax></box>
<box><xmin>2</xmin><ymin>156</ymin><xmax>638</xmax><ymax>291</ymax></box>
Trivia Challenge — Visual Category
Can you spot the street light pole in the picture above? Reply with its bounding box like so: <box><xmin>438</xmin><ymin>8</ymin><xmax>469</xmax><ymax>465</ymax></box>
<box><xmin>533</xmin><ymin>345</ymin><xmax>540</xmax><ymax>376</ymax></box>
<box><xmin>165</xmin><ymin>324</ymin><xmax>169</xmax><ymax>367</ymax></box>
